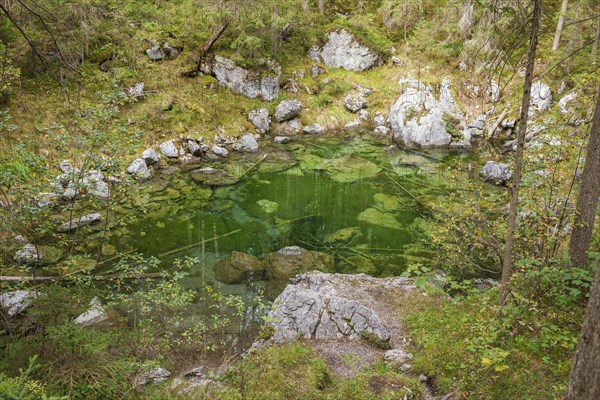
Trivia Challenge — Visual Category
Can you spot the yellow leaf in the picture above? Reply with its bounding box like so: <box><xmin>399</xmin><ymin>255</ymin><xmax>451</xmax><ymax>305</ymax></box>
<box><xmin>495</xmin><ymin>365</ymin><xmax>509</xmax><ymax>372</ymax></box>
<box><xmin>481</xmin><ymin>358</ymin><xmax>492</xmax><ymax>366</ymax></box>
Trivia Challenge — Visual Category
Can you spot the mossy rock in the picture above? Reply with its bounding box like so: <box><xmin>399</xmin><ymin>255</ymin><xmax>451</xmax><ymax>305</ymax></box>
<box><xmin>256</xmin><ymin>199</ymin><xmax>279</xmax><ymax>215</ymax></box>
<box><xmin>189</xmin><ymin>168</ymin><xmax>241</xmax><ymax>187</ymax></box>
<box><xmin>297</xmin><ymin>153</ymin><xmax>326</xmax><ymax>170</ymax></box>
<box><xmin>322</xmin><ymin>155</ymin><xmax>382</xmax><ymax>183</ymax></box>
<box><xmin>373</xmin><ymin>193</ymin><xmax>402</xmax><ymax>213</ymax></box>
<box><xmin>264</xmin><ymin>246</ymin><xmax>335</xmax><ymax>297</ymax></box>
<box><xmin>358</xmin><ymin>208</ymin><xmax>402</xmax><ymax>230</ymax></box>
<box><xmin>326</xmin><ymin>226</ymin><xmax>361</xmax><ymax>245</ymax></box>
<box><xmin>346</xmin><ymin>255</ymin><xmax>378</xmax><ymax>275</ymax></box>
<box><xmin>214</xmin><ymin>251</ymin><xmax>265</xmax><ymax>284</ymax></box>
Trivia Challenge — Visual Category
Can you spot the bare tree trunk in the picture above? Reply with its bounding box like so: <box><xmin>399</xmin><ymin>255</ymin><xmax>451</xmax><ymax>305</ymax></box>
<box><xmin>458</xmin><ymin>2</ymin><xmax>474</xmax><ymax>39</ymax></box>
<box><xmin>566</xmin><ymin>256</ymin><xmax>600</xmax><ymax>400</ymax></box>
<box><xmin>569</xmin><ymin>86</ymin><xmax>600</xmax><ymax>268</ymax></box>
<box><xmin>592</xmin><ymin>16</ymin><xmax>600</xmax><ymax>61</ymax></box>
<box><xmin>552</xmin><ymin>0</ymin><xmax>568</xmax><ymax>51</ymax></box>
<box><xmin>318</xmin><ymin>0</ymin><xmax>325</xmax><ymax>15</ymax></box>
<box><xmin>300</xmin><ymin>0</ymin><xmax>309</xmax><ymax>12</ymax></box>
<box><xmin>499</xmin><ymin>0</ymin><xmax>543</xmax><ymax>309</ymax></box>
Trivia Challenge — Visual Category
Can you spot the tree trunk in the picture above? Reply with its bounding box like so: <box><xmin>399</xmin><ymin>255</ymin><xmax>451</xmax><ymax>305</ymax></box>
<box><xmin>499</xmin><ymin>0</ymin><xmax>543</xmax><ymax>308</ymax></box>
<box><xmin>552</xmin><ymin>0</ymin><xmax>568</xmax><ymax>51</ymax></box>
<box><xmin>592</xmin><ymin>15</ymin><xmax>600</xmax><ymax>61</ymax></box>
<box><xmin>565</xmin><ymin>256</ymin><xmax>600</xmax><ymax>399</ymax></box>
<box><xmin>569</xmin><ymin>85</ymin><xmax>600</xmax><ymax>268</ymax></box>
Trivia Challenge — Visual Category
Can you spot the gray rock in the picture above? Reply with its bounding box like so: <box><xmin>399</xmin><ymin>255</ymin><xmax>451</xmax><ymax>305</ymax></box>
<box><xmin>357</xmin><ymin>109</ymin><xmax>370</xmax><ymax>122</ymax></box>
<box><xmin>142</xmin><ymin>148</ymin><xmax>161</xmax><ymax>165</ymax></box>
<box><xmin>384</xmin><ymin>349</ymin><xmax>413</xmax><ymax>370</ymax></box>
<box><xmin>373</xmin><ymin>126</ymin><xmax>390</xmax><ymax>137</ymax></box>
<box><xmin>487</xmin><ymin>81</ymin><xmax>501</xmax><ymax>103</ymax></box>
<box><xmin>0</xmin><ymin>290</ymin><xmax>41</xmax><ymax>317</ymax></box>
<box><xmin>205</xmin><ymin>55</ymin><xmax>280</xmax><ymax>101</ymax></box>
<box><xmin>501</xmin><ymin>119</ymin><xmax>516</xmax><ymax>129</ymax></box>
<box><xmin>373</xmin><ymin>112</ymin><xmax>386</xmax><ymax>127</ymax></box>
<box><xmin>211</xmin><ymin>145</ymin><xmax>228</xmax><ymax>158</ymax></box>
<box><xmin>274</xmin><ymin>100</ymin><xmax>303</xmax><ymax>122</ymax></box>
<box><xmin>467</xmin><ymin>119</ymin><xmax>485</xmax><ymax>130</ymax></box>
<box><xmin>439</xmin><ymin>77</ymin><xmax>462</xmax><ymax>116</ymax></box>
<box><xmin>127</xmin><ymin>82</ymin><xmax>145</xmax><ymax>99</ymax></box>
<box><xmin>308</xmin><ymin>30</ymin><xmax>381</xmax><ymax>72</ymax></box>
<box><xmin>146</xmin><ymin>42</ymin><xmax>180</xmax><ymax>61</ymax></box>
<box><xmin>159</xmin><ymin>140</ymin><xmax>180</xmax><ymax>158</ymax></box>
<box><xmin>530</xmin><ymin>81</ymin><xmax>552</xmax><ymax>116</ymax></box>
<box><xmin>58</xmin><ymin>213</ymin><xmax>102</xmax><ymax>232</ymax></box>
<box><xmin>344</xmin><ymin>93</ymin><xmax>367</xmax><ymax>113</ymax></box>
<box><xmin>310</xmin><ymin>65</ymin><xmax>326</xmax><ymax>78</ymax></box>
<box><xmin>263</xmin><ymin>271</ymin><xmax>415</xmax><ymax>345</ymax></box>
<box><xmin>232</xmin><ymin>134</ymin><xmax>259</xmax><ymax>152</ymax></box>
<box><xmin>273</xmin><ymin>136</ymin><xmax>291</xmax><ymax>144</ymax></box>
<box><xmin>303</xmin><ymin>123</ymin><xmax>325</xmax><ymax>135</ymax></box>
<box><xmin>135</xmin><ymin>367</ymin><xmax>171</xmax><ymax>386</ymax></box>
<box><xmin>481</xmin><ymin>161</ymin><xmax>512</xmax><ymax>185</ymax></box>
<box><xmin>187</xmin><ymin>140</ymin><xmax>201</xmax><ymax>156</ymax></box>
<box><xmin>248</xmin><ymin>108</ymin><xmax>271</xmax><ymax>133</ymax></box>
<box><xmin>559</xmin><ymin>91</ymin><xmax>577</xmax><ymax>115</ymax></box>
<box><xmin>74</xmin><ymin>297</ymin><xmax>108</xmax><ymax>326</ymax></box>
<box><xmin>344</xmin><ymin>120</ymin><xmax>361</xmax><ymax>130</ymax></box>
<box><xmin>391</xmin><ymin>56</ymin><xmax>403</xmax><ymax>66</ymax></box>
<box><xmin>59</xmin><ymin>160</ymin><xmax>78</xmax><ymax>174</ymax></box>
<box><xmin>280</xmin><ymin>118</ymin><xmax>303</xmax><ymax>134</ymax></box>
<box><xmin>127</xmin><ymin>158</ymin><xmax>152</xmax><ymax>180</ymax></box>
<box><xmin>389</xmin><ymin>78</ymin><xmax>461</xmax><ymax>147</ymax></box>
<box><xmin>82</xmin><ymin>170</ymin><xmax>110</xmax><ymax>200</ymax></box>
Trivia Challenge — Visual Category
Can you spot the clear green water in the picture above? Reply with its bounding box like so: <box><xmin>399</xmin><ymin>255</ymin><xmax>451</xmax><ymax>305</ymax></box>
<box><xmin>111</xmin><ymin>136</ymin><xmax>466</xmax><ymax>297</ymax></box>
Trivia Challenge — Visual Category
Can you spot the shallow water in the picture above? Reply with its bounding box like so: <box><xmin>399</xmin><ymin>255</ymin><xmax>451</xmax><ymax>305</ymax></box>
<box><xmin>112</xmin><ymin>136</ymin><xmax>469</xmax><ymax>298</ymax></box>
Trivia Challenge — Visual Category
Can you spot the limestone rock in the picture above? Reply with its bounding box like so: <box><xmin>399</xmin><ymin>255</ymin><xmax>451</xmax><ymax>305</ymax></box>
<box><xmin>135</xmin><ymin>367</ymin><xmax>171</xmax><ymax>386</ymax></box>
<box><xmin>530</xmin><ymin>81</ymin><xmax>552</xmax><ymax>116</ymax></box>
<box><xmin>0</xmin><ymin>290</ymin><xmax>41</xmax><ymax>317</ymax></box>
<box><xmin>344</xmin><ymin>93</ymin><xmax>367</xmax><ymax>113</ymax></box>
<box><xmin>214</xmin><ymin>252</ymin><xmax>264</xmax><ymax>284</ymax></box>
<box><xmin>58</xmin><ymin>213</ymin><xmax>102</xmax><ymax>232</ymax></box>
<box><xmin>264</xmin><ymin>246</ymin><xmax>335</xmax><ymax>296</ymax></box>
<box><xmin>384</xmin><ymin>349</ymin><xmax>413</xmax><ymax>370</ymax></box>
<box><xmin>308</xmin><ymin>30</ymin><xmax>381</xmax><ymax>72</ymax></box>
<box><xmin>187</xmin><ymin>140</ymin><xmax>201</xmax><ymax>156</ymax></box>
<box><xmin>232</xmin><ymin>134</ymin><xmax>259</xmax><ymax>153</ymax></box>
<box><xmin>204</xmin><ymin>55</ymin><xmax>279</xmax><ymax>101</ymax></box>
<box><xmin>274</xmin><ymin>136</ymin><xmax>291</xmax><ymax>144</ymax></box>
<box><xmin>274</xmin><ymin>100</ymin><xmax>303</xmax><ymax>122</ymax></box>
<box><xmin>481</xmin><ymin>161</ymin><xmax>512</xmax><ymax>185</ymax></box>
<box><xmin>127</xmin><ymin>158</ymin><xmax>152</xmax><ymax>180</ymax></box>
<box><xmin>310</xmin><ymin>65</ymin><xmax>326</xmax><ymax>78</ymax></box>
<box><xmin>159</xmin><ymin>140</ymin><xmax>180</xmax><ymax>158</ymax></box>
<box><xmin>211</xmin><ymin>145</ymin><xmax>229</xmax><ymax>158</ymax></box>
<box><xmin>142</xmin><ymin>148</ymin><xmax>161</xmax><ymax>165</ymax></box>
<box><xmin>249</xmin><ymin>108</ymin><xmax>271</xmax><ymax>133</ymax></box>
<box><xmin>74</xmin><ymin>297</ymin><xmax>108</xmax><ymax>326</ymax></box>
<box><xmin>303</xmin><ymin>123</ymin><xmax>325</xmax><ymax>135</ymax></box>
<box><xmin>389</xmin><ymin>78</ymin><xmax>461</xmax><ymax>147</ymax></box>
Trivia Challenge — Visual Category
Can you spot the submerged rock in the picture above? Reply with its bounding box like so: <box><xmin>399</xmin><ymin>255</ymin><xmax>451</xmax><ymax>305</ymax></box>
<box><xmin>14</xmin><ymin>244</ymin><xmax>62</xmax><ymax>265</ymax></box>
<box><xmin>256</xmin><ymin>199</ymin><xmax>279</xmax><ymax>215</ymax></box>
<box><xmin>481</xmin><ymin>161</ymin><xmax>512</xmax><ymax>185</ymax></box>
<box><xmin>308</xmin><ymin>30</ymin><xmax>381</xmax><ymax>72</ymax></box>
<box><xmin>373</xmin><ymin>193</ymin><xmax>402</xmax><ymax>212</ymax></box>
<box><xmin>264</xmin><ymin>246</ymin><xmax>335</xmax><ymax>296</ymax></box>
<box><xmin>58</xmin><ymin>213</ymin><xmax>102</xmax><ymax>232</ymax></box>
<box><xmin>357</xmin><ymin>208</ymin><xmax>402</xmax><ymax>230</ymax></box>
<box><xmin>326</xmin><ymin>227</ymin><xmax>361</xmax><ymax>245</ymax></box>
<box><xmin>274</xmin><ymin>100</ymin><xmax>303</xmax><ymax>122</ymax></box>
<box><xmin>321</xmin><ymin>155</ymin><xmax>382</xmax><ymax>183</ymax></box>
<box><xmin>214</xmin><ymin>251</ymin><xmax>264</xmax><ymax>284</ymax></box>
<box><xmin>0</xmin><ymin>290</ymin><xmax>41</xmax><ymax>317</ymax></box>
<box><xmin>74</xmin><ymin>297</ymin><xmax>108</xmax><ymax>326</ymax></box>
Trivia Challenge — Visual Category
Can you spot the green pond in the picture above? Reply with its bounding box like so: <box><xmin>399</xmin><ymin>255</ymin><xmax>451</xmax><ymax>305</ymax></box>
<box><xmin>109</xmin><ymin>136</ymin><xmax>472</xmax><ymax>299</ymax></box>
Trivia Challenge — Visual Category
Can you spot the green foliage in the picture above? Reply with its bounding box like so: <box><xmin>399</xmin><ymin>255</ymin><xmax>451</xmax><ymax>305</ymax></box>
<box><xmin>0</xmin><ymin>356</ymin><xmax>67</xmax><ymax>400</ymax></box>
